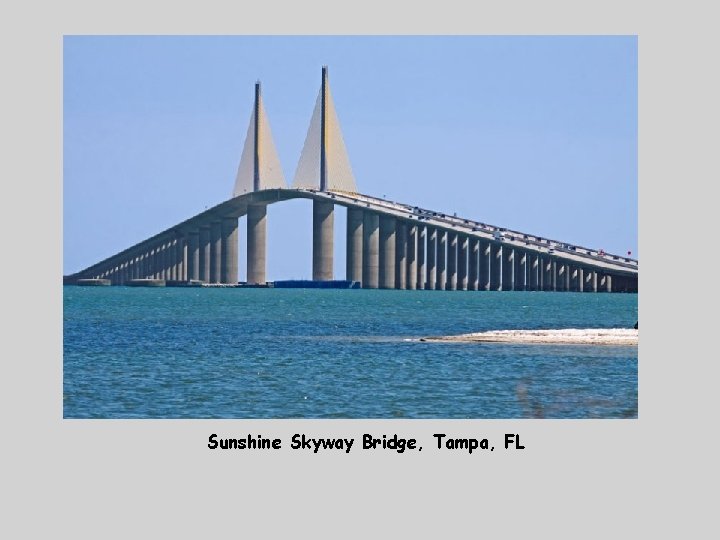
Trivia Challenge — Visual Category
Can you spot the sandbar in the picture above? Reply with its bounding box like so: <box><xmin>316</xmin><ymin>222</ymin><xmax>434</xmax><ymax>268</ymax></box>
<box><xmin>420</xmin><ymin>328</ymin><xmax>638</xmax><ymax>345</ymax></box>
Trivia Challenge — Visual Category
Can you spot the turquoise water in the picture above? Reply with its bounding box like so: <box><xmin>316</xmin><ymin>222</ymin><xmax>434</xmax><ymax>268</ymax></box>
<box><xmin>63</xmin><ymin>287</ymin><xmax>638</xmax><ymax>419</ymax></box>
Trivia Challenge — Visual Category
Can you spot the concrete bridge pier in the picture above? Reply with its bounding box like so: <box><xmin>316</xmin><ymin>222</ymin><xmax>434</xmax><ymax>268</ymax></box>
<box><xmin>416</xmin><ymin>225</ymin><xmax>426</xmax><ymax>290</ymax></box>
<box><xmin>313</xmin><ymin>200</ymin><xmax>334</xmax><ymax>281</ymax></box>
<box><xmin>515</xmin><ymin>250</ymin><xmax>527</xmax><ymax>291</ymax></box>
<box><xmin>158</xmin><ymin>243</ymin><xmax>166</xmax><ymax>280</ymax></box>
<box><xmin>169</xmin><ymin>240</ymin><xmax>177</xmax><ymax>280</ymax></box>
<box><xmin>155</xmin><ymin>246</ymin><xmax>162</xmax><ymax>280</ymax></box>
<box><xmin>556</xmin><ymin>262</ymin><xmax>565</xmax><ymax>291</ymax></box>
<box><xmin>346</xmin><ymin>207</ymin><xmax>363</xmax><ymax>283</ymax></box>
<box><xmin>544</xmin><ymin>257</ymin><xmax>553</xmax><ymax>291</ymax></box>
<box><xmin>502</xmin><ymin>246</ymin><xmax>514</xmax><ymax>291</ymax></box>
<box><xmin>221</xmin><ymin>217</ymin><xmax>238</xmax><ymax>284</ymax></box>
<box><xmin>154</xmin><ymin>245</ymin><xmax>162</xmax><ymax>280</ymax></box>
<box><xmin>426</xmin><ymin>227</ymin><xmax>437</xmax><ymax>290</ymax></box>
<box><xmin>168</xmin><ymin>241</ymin><xmax>175</xmax><ymax>279</ymax></box>
<box><xmin>362</xmin><ymin>211</ymin><xmax>379</xmax><ymax>288</ymax></box>
<box><xmin>199</xmin><ymin>227</ymin><xmax>210</xmax><ymax>283</ymax></box>
<box><xmin>379</xmin><ymin>215</ymin><xmax>396</xmax><ymax>289</ymax></box>
<box><xmin>169</xmin><ymin>239</ymin><xmax>178</xmax><ymax>281</ymax></box>
<box><xmin>156</xmin><ymin>244</ymin><xmax>163</xmax><ymax>280</ymax></box>
<box><xmin>165</xmin><ymin>241</ymin><xmax>173</xmax><ymax>281</ymax></box>
<box><xmin>407</xmin><ymin>224</ymin><xmax>417</xmax><ymax>290</ymax></box>
<box><xmin>187</xmin><ymin>231</ymin><xmax>199</xmax><ymax>281</ymax></box>
<box><xmin>395</xmin><ymin>221</ymin><xmax>407</xmax><ymax>289</ymax></box>
<box><xmin>458</xmin><ymin>235</ymin><xmax>468</xmax><ymax>291</ymax></box>
<box><xmin>480</xmin><ymin>241</ymin><xmax>490</xmax><ymax>290</ymax></box>
<box><xmin>490</xmin><ymin>243</ymin><xmax>502</xmax><ymax>290</ymax></box>
<box><xmin>210</xmin><ymin>221</ymin><xmax>222</xmax><ymax>283</ymax></box>
<box><xmin>447</xmin><ymin>232</ymin><xmax>458</xmax><ymax>291</ymax></box>
<box><xmin>577</xmin><ymin>267</ymin><xmax>584</xmax><ymax>292</ymax></box>
<box><xmin>468</xmin><ymin>238</ymin><xmax>479</xmax><ymax>291</ymax></box>
<box><xmin>529</xmin><ymin>253</ymin><xmax>539</xmax><ymax>291</ymax></box>
<box><xmin>147</xmin><ymin>249</ymin><xmax>154</xmax><ymax>279</ymax></box>
<box><xmin>436</xmin><ymin>230</ymin><xmax>447</xmax><ymax>290</ymax></box>
<box><xmin>247</xmin><ymin>205</ymin><xmax>267</xmax><ymax>284</ymax></box>
<box><xmin>181</xmin><ymin>236</ymin><xmax>188</xmax><ymax>280</ymax></box>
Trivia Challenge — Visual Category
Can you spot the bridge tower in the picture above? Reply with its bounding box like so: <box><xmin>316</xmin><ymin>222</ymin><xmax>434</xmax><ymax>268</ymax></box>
<box><xmin>234</xmin><ymin>81</ymin><xmax>287</xmax><ymax>284</ymax></box>
<box><xmin>294</xmin><ymin>66</ymin><xmax>357</xmax><ymax>281</ymax></box>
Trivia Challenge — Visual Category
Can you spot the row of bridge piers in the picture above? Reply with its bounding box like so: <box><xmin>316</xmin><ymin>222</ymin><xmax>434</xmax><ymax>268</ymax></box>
<box><xmin>78</xmin><ymin>201</ymin><xmax>637</xmax><ymax>293</ymax></box>
<box><xmin>337</xmin><ymin>205</ymin><xmax>635</xmax><ymax>292</ymax></box>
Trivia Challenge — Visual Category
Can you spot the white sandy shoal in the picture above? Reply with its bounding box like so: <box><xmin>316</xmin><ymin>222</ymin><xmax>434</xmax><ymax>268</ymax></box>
<box><xmin>421</xmin><ymin>328</ymin><xmax>638</xmax><ymax>345</ymax></box>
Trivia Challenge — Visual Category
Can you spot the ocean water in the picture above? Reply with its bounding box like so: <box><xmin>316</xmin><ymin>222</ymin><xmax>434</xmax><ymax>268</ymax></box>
<box><xmin>63</xmin><ymin>287</ymin><xmax>638</xmax><ymax>419</ymax></box>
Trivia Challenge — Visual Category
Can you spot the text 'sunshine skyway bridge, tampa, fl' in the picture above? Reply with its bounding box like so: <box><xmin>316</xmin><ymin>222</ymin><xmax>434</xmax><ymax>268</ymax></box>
<box><xmin>64</xmin><ymin>67</ymin><xmax>638</xmax><ymax>293</ymax></box>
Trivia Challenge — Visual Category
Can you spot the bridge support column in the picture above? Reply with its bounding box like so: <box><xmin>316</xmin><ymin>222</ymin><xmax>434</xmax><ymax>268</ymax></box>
<box><xmin>157</xmin><ymin>244</ymin><xmax>164</xmax><ymax>280</ymax></box>
<box><xmin>313</xmin><ymin>200</ymin><xmax>334</xmax><ymax>281</ymax></box>
<box><xmin>169</xmin><ymin>241</ymin><xmax>177</xmax><ymax>280</ymax></box>
<box><xmin>247</xmin><ymin>205</ymin><xmax>267</xmax><ymax>285</ymax></box>
<box><xmin>555</xmin><ymin>262</ymin><xmax>563</xmax><ymax>291</ymax></box>
<box><xmin>169</xmin><ymin>239</ymin><xmax>178</xmax><ymax>281</ymax></box>
<box><xmin>210</xmin><ymin>221</ymin><xmax>222</xmax><ymax>283</ymax></box>
<box><xmin>379</xmin><ymin>215</ymin><xmax>396</xmax><ymax>289</ymax></box>
<box><xmin>436</xmin><ymin>230</ymin><xmax>447</xmax><ymax>290</ymax></box>
<box><xmin>180</xmin><ymin>236</ymin><xmax>188</xmax><ymax>281</ymax></box>
<box><xmin>159</xmin><ymin>243</ymin><xmax>167</xmax><ymax>280</ymax></box>
<box><xmin>170</xmin><ymin>238</ymin><xmax>182</xmax><ymax>280</ymax></box>
<box><xmin>157</xmin><ymin>247</ymin><xmax>162</xmax><ymax>280</ymax></box>
<box><xmin>395</xmin><ymin>221</ymin><xmax>407</xmax><ymax>290</ymax></box>
<box><xmin>416</xmin><ymin>225</ymin><xmax>426</xmax><ymax>290</ymax></box>
<box><xmin>187</xmin><ymin>231</ymin><xmax>200</xmax><ymax>281</ymax></box>
<box><xmin>346</xmin><ymin>207</ymin><xmax>363</xmax><ymax>284</ymax></box>
<box><xmin>407</xmin><ymin>224</ymin><xmax>417</xmax><ymax>290</ymax></box>
<box><xmin>516</xmin><ymin>250</ymin><xmax>526</xmax><ymax>291</ymax></box>
<box><xmin>529</xmin><ymin>254</ymin><xmax>539</xmax><ymax>291</ymax></box>
<box><xmin>458</xmin><ymin>235</ymin><xmax>468</xmax><ymax>291</ymax></box>
<box><xmin>362</xmin><ymin>211</ymin><xmax>379</xmax><ymax>289</ymax></box>
<box><xmin>447</xmin><ymin>232</ymin><xmax>458</xmax><ymax>290</ymax></box>
<box><xmin>144</xmin><ymin>251</ymin><xmax>150</xmax><ymax>280</ymax></box>
<box><xmin>605</xmin><ymin>274</ymin><xmax>613</xmax><ymax>292</ymax></box>
<box><xmin>591</xmin><ymin>271</ymin><xmax>598</xmax><ymax>293</ymax></box>
<box><xmin>564</xmin><ymin>263</ymin><xmax>570</xmax><ymax>291</ymax></box>
<box><xmin>221</xmin><ymin>217</ymin><xmax>238</xmax><ymax>284</ymax></box>
<box><xmin>148</xmin><ymin>249</ymin><xmax>155</xmax><ymax>279</ymax></box>
<box><xmin>502</xmin><ymin>246</ymin><xmax>514</xmax><ymax>291</ymax></box>
<box><xmin>468</xmin><ymin>238</ymin><xmax>479</xmax><ymax>291</ymax></box>
<box><xmin>490</xmin><ymin>243</ymin><xmax>502</xmax><ymax>291</ymax></box>
<box><xmin>199</xmin><ymin>227</ymin><xmax>210</xmax><ymax>283</ymax></box>
<box><xmin>480</xmin><ymin>241</ymin><xmax>490</xmax><ymax>290</ymax></box>
<box><xmin>153</xmin><ymin>247</ymin><xmax>161</xmax><ymax>280</ymax></box>
<box><xmin>426</xmin><ymin>227</ymin><xmax>437</xmax><ymax>290</ymax></box>
<box><xmin>577</xmin><ymin>267</ymin><xmax>584</xmax><ymax>292</ymax></box>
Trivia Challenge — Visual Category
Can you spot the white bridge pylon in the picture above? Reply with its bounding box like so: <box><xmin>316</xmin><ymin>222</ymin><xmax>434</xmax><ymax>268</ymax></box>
<box><xmin>233</xmin><ymin>82</ymin><xmax>287</xmax><ymax>196</ymax></box>
<box><xmin>293</xmin><ymin>66</ymin><xmax>357</xmax><ymax>193</ymax></box>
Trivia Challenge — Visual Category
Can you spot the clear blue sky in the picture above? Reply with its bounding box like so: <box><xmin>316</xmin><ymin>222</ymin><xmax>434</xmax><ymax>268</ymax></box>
<box><xmin>63</xmin><ymin>36</ymin><xmax>637</xmax><ymax>279</ymax></box>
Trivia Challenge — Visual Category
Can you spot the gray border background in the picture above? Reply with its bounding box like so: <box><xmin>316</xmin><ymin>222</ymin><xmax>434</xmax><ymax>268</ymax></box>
<box><xmin>5</xmin><ymin>0</ymin><xmax>713</xmax><ymax>536</ymax></box>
